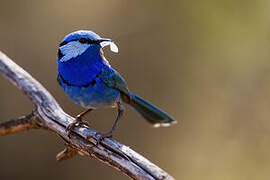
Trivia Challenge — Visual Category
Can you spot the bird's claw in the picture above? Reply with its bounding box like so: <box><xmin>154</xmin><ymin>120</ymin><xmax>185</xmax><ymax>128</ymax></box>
<box><xmin>66</xmin><ymin>117</ymin><xmax>90</xmax><ymax>138</ymax></box>
<box><xmin>92</xmin><ymin>132</ymin><xmax>113</xmax><ymax>146</ymax></box>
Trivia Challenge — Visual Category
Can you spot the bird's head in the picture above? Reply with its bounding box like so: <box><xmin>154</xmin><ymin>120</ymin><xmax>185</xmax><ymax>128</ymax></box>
<box><xmin>57</xmin><ymin>30</ymin><xmax>118</xmax><ymax>62</ymax></box>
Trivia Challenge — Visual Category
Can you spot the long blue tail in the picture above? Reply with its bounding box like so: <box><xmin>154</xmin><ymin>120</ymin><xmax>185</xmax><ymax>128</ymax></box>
<box><xmin>128</xmin><ymin>93</ymin><xmax>177</xmax><ymax>127</ymax></box>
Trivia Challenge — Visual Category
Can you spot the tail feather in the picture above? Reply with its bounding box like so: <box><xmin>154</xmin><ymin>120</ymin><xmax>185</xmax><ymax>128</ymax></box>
<box><xmin>128</xmin><ymin>93</ymin><xmax>177</xmax><ymax>127</ymax></box>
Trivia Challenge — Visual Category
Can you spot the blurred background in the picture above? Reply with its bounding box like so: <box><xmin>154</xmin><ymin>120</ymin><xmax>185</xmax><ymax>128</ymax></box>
<box><xmin>1</xmin><ymin>0</ymin><xmax>270</xmax><ymax>179</ymax></box>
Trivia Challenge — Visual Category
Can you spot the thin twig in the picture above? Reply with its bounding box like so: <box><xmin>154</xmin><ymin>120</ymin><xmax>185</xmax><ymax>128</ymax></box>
<box><xmin>0</xmin><ymin>111</ymin><xmax>40</xmax><ymax>136</ymax></box>
<box><xmin>56</xmin><ymin>144</ymin><xmax>78</xmax><ymax>162</ymax></box>
<box><xmin>0</xmin><ymin>51</ymin><xmax>174</xmax><ymax>180</ymax></box>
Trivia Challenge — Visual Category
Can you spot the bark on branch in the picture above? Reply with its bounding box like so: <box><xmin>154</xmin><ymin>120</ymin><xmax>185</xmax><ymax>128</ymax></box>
<box><xmin>0</xmin><ymin>51</ymin><xmax>174</xmax><ymax>180</ymax></box>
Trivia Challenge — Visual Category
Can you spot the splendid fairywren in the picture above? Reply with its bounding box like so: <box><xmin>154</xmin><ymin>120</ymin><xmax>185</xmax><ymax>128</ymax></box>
<box><xmin>57</xmin><ymin>30</ymin><xmax>176</xmax><ymax>140</ymax></box>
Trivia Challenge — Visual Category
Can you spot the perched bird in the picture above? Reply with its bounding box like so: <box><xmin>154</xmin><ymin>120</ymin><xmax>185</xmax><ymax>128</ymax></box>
<box><xmin>57</xmin><ymin>30</ymin><xmax>176</xmax><ymax>140</ymax></box>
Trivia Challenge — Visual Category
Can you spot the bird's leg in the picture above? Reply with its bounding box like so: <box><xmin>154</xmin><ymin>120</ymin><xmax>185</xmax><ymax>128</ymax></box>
<box><xmin>76</xmin><ymin>108</ymin><xmax>93</xmax><ymax>124</ymax></box>
<box><xmin>66</xmin><ymin>108</ymin><xmax>93</xmax><ymax>137</ymax></box>
<box><xmin>94</xmin><ymin>102</ymin><xmax>124</xmax><ymax>144</ymax></box>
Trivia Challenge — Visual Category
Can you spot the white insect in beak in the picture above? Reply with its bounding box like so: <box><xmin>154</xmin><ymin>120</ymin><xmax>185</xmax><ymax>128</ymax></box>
<box><xmin>100</xmin><ymin>41</ymin><xmax>119</xmax><ymax>53</ymax></box>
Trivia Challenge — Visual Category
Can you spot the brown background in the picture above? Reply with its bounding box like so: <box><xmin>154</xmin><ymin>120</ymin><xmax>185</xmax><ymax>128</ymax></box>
<box><xmin>1</xmin><ymin>0</ymin><xmax>270</xmax><ymax>179</ymax></box>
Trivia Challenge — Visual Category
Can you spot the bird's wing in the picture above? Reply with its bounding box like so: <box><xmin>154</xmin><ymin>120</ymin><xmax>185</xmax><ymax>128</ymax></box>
<box><xmin>100</xmin><ymin>68</ymin><xmax>131</xmax><ymax>103</ymax></box>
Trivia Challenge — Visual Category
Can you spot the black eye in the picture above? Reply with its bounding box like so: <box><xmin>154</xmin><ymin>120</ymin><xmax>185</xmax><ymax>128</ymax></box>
<box><xmin>79</xmin><ymin>38</ymin><xmax>88</xmax><ymax>44</ymax></box>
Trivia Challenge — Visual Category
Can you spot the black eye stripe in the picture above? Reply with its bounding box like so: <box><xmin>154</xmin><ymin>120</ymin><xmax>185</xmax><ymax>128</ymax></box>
<box><xmin>59</xmin><ymin>41</ymin><xmax>68</xmax><ymax>47</ymax></box>
<box><xmin>79</xmin><ymin>38</ymin><xmax>98</xmax><ymax>44</ymax></box>
<box><xmin>59</xmin><ymin>38</ymin><xmax>99</xmax><ymax>47</ymax></box>
<box><xmin>79</xmin><ymin>38</ymin><xmax>88</xmax><ymax>43</ymax></box>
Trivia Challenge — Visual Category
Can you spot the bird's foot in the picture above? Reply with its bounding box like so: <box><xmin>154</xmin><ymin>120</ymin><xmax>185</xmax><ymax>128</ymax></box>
<box><xmin>92</xmin><ymin>131</ymin><xmax>113</xmax><ymax>146</ymax></box>
<box><xmin>66</xmin><ymin>116</ymin><xmax>89</xmax><ymax>138</ymax></box>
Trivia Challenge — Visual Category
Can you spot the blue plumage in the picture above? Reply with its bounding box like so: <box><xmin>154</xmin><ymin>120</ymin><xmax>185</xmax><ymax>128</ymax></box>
<box><xmin>58</xmin><ymin>65</ymin><xmax>120</xmax><ymax>109</ymax></box>
<box><xmin>57</xmin><ymin>30</ymin><xmax>176</xmax><ymax>139</ymax></box>
<box><xmin>58</xmin><ymin>37</ymin><xmax>103</xmax><ymax>86</ymax></box>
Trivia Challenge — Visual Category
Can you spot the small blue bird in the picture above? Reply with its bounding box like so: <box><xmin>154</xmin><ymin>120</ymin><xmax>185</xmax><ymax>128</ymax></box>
<box><xmin>57</xmin><ymin>30</ymin><xmax>176</xmax><ymax>139</ymax></box>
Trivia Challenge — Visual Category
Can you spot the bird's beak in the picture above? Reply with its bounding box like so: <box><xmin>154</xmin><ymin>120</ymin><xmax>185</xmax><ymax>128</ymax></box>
<box><xmin>98</xmin><ymin>38</ymin><xmax>119</xmax><ymax>53</ymax></box>
<box><xmin>97</xmin><ymin>38</ymin><xmax>112</xmax><ymax>43</ymax></box>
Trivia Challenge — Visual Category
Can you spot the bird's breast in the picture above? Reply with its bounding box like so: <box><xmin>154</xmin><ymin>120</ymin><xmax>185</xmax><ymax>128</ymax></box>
<box><xmin>59</xmin><ymin>72</ymin><xmax>120</xmax><ymax>109</ymax></box>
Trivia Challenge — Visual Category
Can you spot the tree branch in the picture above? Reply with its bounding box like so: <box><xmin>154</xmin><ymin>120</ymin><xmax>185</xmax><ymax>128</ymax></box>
<box><xmin>0</xmin><ymin>51</ymin><xmax>174</xmax><ymax>180</ymax></box>
<box><xmin>0</xmin><ymin>111</ymin><xmax>40</xmax><ymax>135</ymax></box>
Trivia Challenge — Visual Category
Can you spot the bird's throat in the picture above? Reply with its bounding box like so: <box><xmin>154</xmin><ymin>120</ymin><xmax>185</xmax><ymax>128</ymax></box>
<box><xmin>58</xmin><ymin>46</ymin><xmax>105</xmax><ymax>86</ymax></box>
